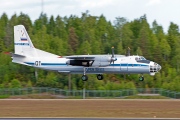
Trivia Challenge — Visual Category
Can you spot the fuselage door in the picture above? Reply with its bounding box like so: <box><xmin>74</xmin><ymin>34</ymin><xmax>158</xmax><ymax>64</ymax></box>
<box><xmin>120</xmin><ymin>63</ymin><xmax>128</xmax><ymax>71</ymax></box>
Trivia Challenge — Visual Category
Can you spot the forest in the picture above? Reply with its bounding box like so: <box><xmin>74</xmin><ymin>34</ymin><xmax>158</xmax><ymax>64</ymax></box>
<box><xmin>0</xmin><ymin>12</ymin><xmax>180</xmax><ymax>91</ymax></box>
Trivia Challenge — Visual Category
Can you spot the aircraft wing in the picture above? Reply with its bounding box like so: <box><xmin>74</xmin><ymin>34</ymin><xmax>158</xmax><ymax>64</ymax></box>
<box><xmin>65</xmin><ymin>56</ymin><xmax>95</xmax><ymax>60</ymax></box>
<box><xmin>65</xmin><ymin>55</ymin><xmax>95</xmax><ymax>67</ymax></box>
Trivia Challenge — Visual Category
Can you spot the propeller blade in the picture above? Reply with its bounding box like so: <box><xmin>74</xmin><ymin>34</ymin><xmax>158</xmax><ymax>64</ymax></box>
<box><xmin>128</xmin><ymin>47</ymin><xmax>130</xmax><ymax>56</ymax></box>
<box><xmin>111</xmin><ymin>46</ymin><xmax>117</xmax><ymax>65</ymax></box>
<box><xmin>112</xmin><ymin>46</ymin><xmax>114</xmax><ymax>58</ymax></box>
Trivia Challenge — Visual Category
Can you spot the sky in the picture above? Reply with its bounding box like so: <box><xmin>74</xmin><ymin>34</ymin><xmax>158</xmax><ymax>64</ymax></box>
<box><xmin>0</xmin><ymin>0</ymin><xmax>180</xmax><ymax>32</ymax></box>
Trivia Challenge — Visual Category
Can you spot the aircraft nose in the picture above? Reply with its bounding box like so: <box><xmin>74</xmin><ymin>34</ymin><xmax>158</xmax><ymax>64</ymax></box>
<box><xmin>157</xmin><ymin>64</ymin><xmax>161</xmax><ymax>71</ymax></box>
<box><xmin>150</xmin><ymin>62</ymin><xmax>161</xmax><ymax>73</ymax></box>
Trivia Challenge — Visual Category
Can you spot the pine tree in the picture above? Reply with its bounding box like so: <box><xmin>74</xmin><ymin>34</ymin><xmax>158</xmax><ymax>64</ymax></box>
<box><xmin>167</xmin><ymin>22</ymin><xmax>179</xmax><ymax>60</ymax></box>
<box><xmin>68</xmin><ymin>27</ymin><xmax>79</xmax><ymax>54</ymax></box>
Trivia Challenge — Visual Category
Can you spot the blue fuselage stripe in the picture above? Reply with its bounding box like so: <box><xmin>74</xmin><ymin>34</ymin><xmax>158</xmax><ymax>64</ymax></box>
<box><xmin>110</xmin><ymin>64</ymin><xmax>148</xmax><ymax>67</ymax></box>
<box><xmin>25</xmin><ymin>62</ymin><xmax>34</xmax><ymax>65</ymax></box>
<box><xmin>41</xmin><ymin>63</ymin><xmax>66</xmax><ymax>66</ymax></box>
<box><xmin>24</xmin><ymin>62</ymin><xmax>66</xmax><ymax>66</ymax></box>
<box><xmin>24</xmin><ymin>62</ymin><xmax>148</xmax><ymax>67</ymax></box>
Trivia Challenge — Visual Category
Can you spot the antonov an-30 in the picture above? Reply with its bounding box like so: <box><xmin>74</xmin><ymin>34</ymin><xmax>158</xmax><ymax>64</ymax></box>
<box><xmin>11</xmin><ymin>25</ymin><xmax>161</xmax><ymax>81</ymax></box>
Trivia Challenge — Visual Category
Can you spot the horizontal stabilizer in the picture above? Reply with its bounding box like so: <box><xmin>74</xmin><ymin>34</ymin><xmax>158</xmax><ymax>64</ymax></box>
<box><xmin>11</xmin><ymin>52</ymin><xmax>26</xmax><ymax>58</ymax></box>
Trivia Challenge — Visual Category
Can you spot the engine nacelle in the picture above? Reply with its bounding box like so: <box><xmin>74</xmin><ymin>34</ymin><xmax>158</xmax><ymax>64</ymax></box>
<box><xmin>92</xmin><ymin>56</ymin><xmax>111</xmax><ymax>67</ymax></box>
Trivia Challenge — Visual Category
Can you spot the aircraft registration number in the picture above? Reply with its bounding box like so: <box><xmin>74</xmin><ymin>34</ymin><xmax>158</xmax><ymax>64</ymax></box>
<box><xmin>87</xmin><ymin>68</ymin><xmax>104</xmax><ymax>71</ymax></box>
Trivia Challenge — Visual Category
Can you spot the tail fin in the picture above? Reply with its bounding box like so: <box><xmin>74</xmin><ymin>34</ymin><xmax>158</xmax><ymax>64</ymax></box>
<box><xmin>14</xmin><ymin>25</ymin><xmax>59</xmax><ymax>58</ymax></box>
<box><xmin>14</xmin><ymin>25</ymin><xmax>35</xmax><ymax>56</ymax></box>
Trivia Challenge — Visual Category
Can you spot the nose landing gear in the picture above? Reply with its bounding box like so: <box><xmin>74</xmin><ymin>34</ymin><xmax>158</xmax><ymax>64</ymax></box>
<box><xmin>139</xmin><ymin>75</ymin><xmax>144</xmax><ymax>81</ymax></box>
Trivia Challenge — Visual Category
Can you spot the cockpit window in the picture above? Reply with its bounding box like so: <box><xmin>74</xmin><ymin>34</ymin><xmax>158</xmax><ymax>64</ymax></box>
<box><xmin>135</xmin><ymin>56</ymin><xmax>146</xmax><ymax>61</ymax></box>
<box><xmin>140</xmin><ymin>56</ymin><xmax>146</xmax><ymax>60</ymax></box>
<box><xmin>136</xmin><ymin>56</ymin><xmax>150</xmax><ymax>63</ymax></box>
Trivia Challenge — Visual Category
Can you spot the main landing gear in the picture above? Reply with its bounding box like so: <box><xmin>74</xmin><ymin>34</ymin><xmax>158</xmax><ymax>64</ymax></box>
<box><xmin>81</xmin><ymin>74</ymin><xmax>104</xmax><ymax>81</ymax></box>
<box><xmin>82</xmin><ymin>75</ymin><xmax>88</xmax><ymax>81</ymax></box>
<box><xmin>97</xmin><ymin>74</ymin><xmax>103</xmax><ymax>80</ymax></box>
<box><xmin>82</xmin><ymin>67</ymin><xmax>104</xmax><ymax>81</ymax></box>
<box><xmin>82</xmin><ymin>67</ymin><xmax>88</xmax><ymax>81</ymax></box>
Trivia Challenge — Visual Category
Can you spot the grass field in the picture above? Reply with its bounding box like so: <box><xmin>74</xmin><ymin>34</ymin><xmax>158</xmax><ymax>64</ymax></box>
<box><xmin>0</xmin><ymin>99</ymin><xmax>180</xmax><ymax>118</ymax></box>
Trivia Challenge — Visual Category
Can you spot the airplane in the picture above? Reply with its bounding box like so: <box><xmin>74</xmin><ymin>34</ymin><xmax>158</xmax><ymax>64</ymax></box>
<box><xmin>11</xmin><ymin>25</ymin><xmax>161</xmax><ymax>81</ymax></box>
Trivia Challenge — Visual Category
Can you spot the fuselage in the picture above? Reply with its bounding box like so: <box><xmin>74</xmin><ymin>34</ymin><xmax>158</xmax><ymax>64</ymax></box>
<box><xmin>12</xmin><ymin>54</ymin><xmax>161</xmax><ymax>76</ymax></box>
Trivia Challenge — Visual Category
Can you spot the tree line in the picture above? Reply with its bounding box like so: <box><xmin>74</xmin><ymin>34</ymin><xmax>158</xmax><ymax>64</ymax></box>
<box><xmin>0</xmin><ymin>12</ymin><xmax>180</xmax><ymax>91</ymax></box>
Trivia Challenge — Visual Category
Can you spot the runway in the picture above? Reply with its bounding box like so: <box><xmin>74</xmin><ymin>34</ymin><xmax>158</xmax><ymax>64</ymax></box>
<box><xmin>0</xmin><ymin>118</ymin><xmax>179</xmax><ymax>120</ymax></box>
<box><xmin>0</xmin><ymin>99</ymin><xmax>180</xmax><ymax>118</ymax></box>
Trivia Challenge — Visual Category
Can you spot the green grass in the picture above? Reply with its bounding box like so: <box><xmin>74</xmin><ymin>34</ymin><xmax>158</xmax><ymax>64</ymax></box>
<box><xmin>9</xmin><ymin>94</ymin><xmax>58</xmax><ymax>99</ymax></box>
<box><xmin>0</xmin><ymin>95</ymin><xmax>10</xmax><ymax>99</ymax></box>
<box><xmin>1</xmin><ymin>94</ymin><xmax>170</xmax><ymax>99</ymax></box>
<box><xmin>124</xmin><ymin>95</ymin><xmax>169</xmax><ymax>99</ymax></box>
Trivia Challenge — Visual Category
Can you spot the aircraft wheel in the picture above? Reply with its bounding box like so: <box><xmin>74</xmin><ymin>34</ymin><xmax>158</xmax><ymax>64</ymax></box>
<box><xmin>82</xmin><ymin>75</ymin><xmax>88</xmax><ymax>81</ymax></box>
<box><xmin>97</xmin><ymin>74</ymin><xmax>103</xmax><ymax>80</ymax></box>
<box><xmin>139</xmin><ymin>76</ymin><xmax>144</xmax><ymax>81</ymax></box>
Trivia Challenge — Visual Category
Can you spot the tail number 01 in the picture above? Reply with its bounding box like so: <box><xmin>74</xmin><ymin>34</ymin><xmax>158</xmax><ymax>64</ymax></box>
<box><xmin>35</xmin><ymin>61</ymin><xmax>41</xmax><ymax>66</ymax></box>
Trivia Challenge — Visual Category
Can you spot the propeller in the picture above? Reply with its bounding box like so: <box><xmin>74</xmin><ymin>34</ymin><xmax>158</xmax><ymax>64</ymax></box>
<box><xmin>111</xmin><ymin>47</ymin><xmax>117</xmax><ymax>65</ymax></box>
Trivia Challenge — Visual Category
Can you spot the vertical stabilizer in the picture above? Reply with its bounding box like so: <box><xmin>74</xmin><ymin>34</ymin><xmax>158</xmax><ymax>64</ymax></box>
<box><xmin>14</xmin><ymin>25</ymin><xmax>59</xmax><ymax>58</ymax></box>
<box><xmin>14</xmin><ymin>25</ymin><xmax>35</xmax><ymax>56</ymax></box>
